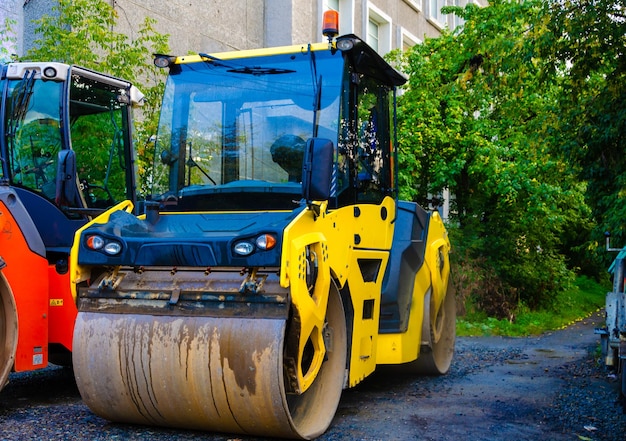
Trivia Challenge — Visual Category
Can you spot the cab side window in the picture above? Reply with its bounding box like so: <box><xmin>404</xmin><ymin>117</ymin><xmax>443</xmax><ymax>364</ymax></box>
<box><xmin>69</xmin><ymin>75</ymin><xmax>130</xmax><ymax>208</ymax></box>
<box><xmin>336</xmin><ymin>72</ymin><xmax>393</xmax><ymax>206</ymax></box>
<box><xmin>7</xmin><ymin>80</ymin><xmax>62</xmax><ymax>200</ymax></box>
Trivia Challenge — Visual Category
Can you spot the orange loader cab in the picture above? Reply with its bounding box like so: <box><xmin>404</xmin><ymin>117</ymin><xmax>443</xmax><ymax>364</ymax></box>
<box><xmin>0</xmin><ymin>62</ymin><xmax>140</xmax><ymax>390</ymax></box>
<box><xmin>0</xmin><ymin>187</ymin><xmax>75</xmax><ymax>373</ymax></box>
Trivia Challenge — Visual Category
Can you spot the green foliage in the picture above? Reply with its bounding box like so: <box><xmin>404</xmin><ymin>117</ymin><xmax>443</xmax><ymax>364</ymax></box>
<box><xmin>398</xmin><ymin>0</ymin><xmax>591</xmax><ymax>312</ymax></box>
<box><xmin>23</xmin><ymin>0</ymin><xmax>168</xmax><ymax>84</ymax></box>
<box><xmin>537</xmin><ymin>0</ymin><xmax>626</xmax><ymax>263</ymax></box>
<box><xmin>457</xmin><ymin>276</ymin><xmax>608</xmax><ymax>336</ymax></box>
<box><xmin>20</xmin><ymin>0</ymin><xmax>170</xmax><ymax>195</ymax></box>
<box><xmin>1</xmin><ymin>18</ymin><xmax>17</xmax><ymax>63</ymax></box>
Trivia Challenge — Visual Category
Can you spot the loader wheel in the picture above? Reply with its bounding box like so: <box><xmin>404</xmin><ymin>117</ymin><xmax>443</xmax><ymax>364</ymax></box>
<box><xmin>73</xmin><ymin>285</ymin><xmax>347</xmax><ymax>440</ymax></box>
<box><xmin>0</xmin><ymin>273</ymin><xmax>18</xmax><ymax>391</ymax></box>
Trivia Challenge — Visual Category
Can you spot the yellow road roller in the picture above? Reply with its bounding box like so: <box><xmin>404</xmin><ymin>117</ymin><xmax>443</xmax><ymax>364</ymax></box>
<box><xmin>70</xmin><ymin>28</ymin><xmax>454</xmax><ymax>440</ymax></box>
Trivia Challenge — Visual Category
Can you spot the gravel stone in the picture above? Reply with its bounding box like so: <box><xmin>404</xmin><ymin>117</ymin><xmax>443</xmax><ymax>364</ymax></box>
<box><xmin>1</xmin><ymin>311</ymin><xmax>625</xmax><ymax>440</ymax></box>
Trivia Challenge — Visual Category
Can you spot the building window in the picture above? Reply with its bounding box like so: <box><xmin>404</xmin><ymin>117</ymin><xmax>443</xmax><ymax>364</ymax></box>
<box><xmin>452</xmin><ymin>0</ymin><xmax>465</xmax><ymax>30</ymax></box>
<box><xmin>368</xmin><ymin>20</ymin><xmax>380</xmax><ymax>51</ymax></box>
<box><xmin>320</xmin><ymin>0</ymin><xmax>355</xmax><ymax>38</ymax></box>
<box><xmin>403</xmin><ymin>0</ymin><xmax>422</xmax><ymax>12</ymax></box>
<box><xmin>366</xmin><ymin>3</ymin><xmax>392</xmax><ymax>55</ymax></box>
<box><xmin>399</xmin><ymin>28</ymin><xmax>421</xmax><ymax>52</ymax></box>
<box><xmin>429</xmin><ymin>0</ymin><xmax>447</xmax><ymax>28</ymax></box>
<box><xmin>324</xmin><ymin>0</ymin><xmax>339</xmax><ymax>11</ymax></box>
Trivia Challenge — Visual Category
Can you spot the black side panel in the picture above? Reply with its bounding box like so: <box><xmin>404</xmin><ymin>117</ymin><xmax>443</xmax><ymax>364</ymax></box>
<box><xmin>379</xmin><ymin>200</ymin><xmax>430</xmax><ymax>333</ymax></box>
<box><xmin>14</xmin><ymin>187</ymin><xmax>86</xmax><ymax>253</ymax></box>
<box><xmin>0</xmin><ymin>186</ymin><xmax>46</xmax><ymax>257</ymax></box>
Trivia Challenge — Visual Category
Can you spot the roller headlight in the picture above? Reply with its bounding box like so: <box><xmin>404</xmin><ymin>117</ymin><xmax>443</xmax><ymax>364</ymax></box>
<box><xmin>85</xmin><ymin>234</ymin><xmax>122</xmax><ymax>255</ymax></box>
<box><xmin>255</xmin><ymin>234</ymin><xmax>277</xmax><ymax>250</ymax></box>
<box><xmin>43</xmin><ymin>66</ymin><xmax>57</xmax><ymax>78</ymax></box>
<box><xmin>234</xmin><ymin>233</ymin><xmax>277</xmax><ymax>256</ymax></box>
<box><xmin>103</xmin><ymin>241</ymin><xmax>122</xmax><ymax>255</ymax></box>
<box><xmin>336</xmin><ymin>38</ymin><xmax>354</xmax><ymax>51</ymax></box>
<box><xmin>234</xmin><ymin>241</ymin><xmax>255</xmax><ymax>256</ymax></box>
<box><xmin>86</xmin><ymin>235</ymin><xmax>105</xmax><ymax>250</ymax></box>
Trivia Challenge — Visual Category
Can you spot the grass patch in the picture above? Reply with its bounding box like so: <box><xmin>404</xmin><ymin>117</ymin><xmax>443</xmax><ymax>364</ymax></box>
<box><xmin>456</xmin><ymin>275</ymin><xmax>608</xmax><ymax>337</ymax></box>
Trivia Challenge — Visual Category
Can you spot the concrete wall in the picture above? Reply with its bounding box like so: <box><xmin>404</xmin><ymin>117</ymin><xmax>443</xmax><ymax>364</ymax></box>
<box><xmin>113</xmin><ymin>0</ymin><xmax>266</xmax><ymax>55</ymax></box>
<box><xmin>6</xmin><ymin>0</ymin><xmax>486</xmax><ymax>59</ymax></box>
<box><xmin>1</xmin><ymin>0</ymin><xmax>59</xmax><ymax>59</ymax></box>
<box><xmin>22</xmin><ymin>0</ymin><xmax>58</xmax><ymax>56</ymax></box>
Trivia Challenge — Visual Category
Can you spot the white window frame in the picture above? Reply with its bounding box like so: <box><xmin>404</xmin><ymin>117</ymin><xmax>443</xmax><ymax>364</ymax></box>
<box><xmin>399</xmin><ymin>27</ymin><xmax>421</xmax><ymax>51</ymax></box>
<box><xmin>428</xmin><ymin>0</ymin><xmax>448</xmax><ymax>30</ymax></box>
<box><xmin>319</xmin><ymin>0</ymin><xmax>355</xmax><ymax>40</ymax></box>
<box><xmin>403</xmin><ymin>0</ymin><xmax>422</xmax><ymax>12</ymax></box>
<box><xmin>452</xmin><ymin>0</ymin><xmax>465</xmax><ymax>30</ymax></box>
<box><xmin>365</xmin><ymin>3</ymin><xmax>392</xmax><ymax>55</ymax></box>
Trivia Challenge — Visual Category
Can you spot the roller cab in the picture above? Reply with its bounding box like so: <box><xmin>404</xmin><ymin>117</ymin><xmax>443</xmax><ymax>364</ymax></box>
<box><xmin>71</xmin><ymin>34</ymin><xmax>453</xmax><ymax>440</ymax></box>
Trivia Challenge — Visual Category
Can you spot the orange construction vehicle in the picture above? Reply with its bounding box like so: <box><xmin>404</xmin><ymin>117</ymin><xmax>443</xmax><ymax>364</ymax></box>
<box><xmin>0</xmin><ymin>62</ymin><xmax>141</xmax><ymax>390</ymax></box>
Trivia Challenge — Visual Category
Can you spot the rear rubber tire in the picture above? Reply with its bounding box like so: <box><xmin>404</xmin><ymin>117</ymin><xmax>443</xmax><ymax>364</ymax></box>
<box><xmin>404</xmin><ymin>282</ymin><xmax>456</xmax><ymax>375</ymax></box>
<box><xmin>0</xmin><ymin>273</ymin><xmax>18</xmax><ymax>391</ymax></box>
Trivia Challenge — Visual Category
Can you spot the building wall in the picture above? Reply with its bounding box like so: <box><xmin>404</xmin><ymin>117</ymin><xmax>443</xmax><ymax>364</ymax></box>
<box><xmin>22</xmin><ymin>0</ymin><xmax>57</xmax><ymax>56</ymax></box>
<box><xmin>112</xmin><ymin>0</ymin><xmax>266</xmax><ymax>55</ymax></box>
<box><xmin>6</xmin><ymin>0</ymin><xmax>485</xmax><ymax>58</ymax></box>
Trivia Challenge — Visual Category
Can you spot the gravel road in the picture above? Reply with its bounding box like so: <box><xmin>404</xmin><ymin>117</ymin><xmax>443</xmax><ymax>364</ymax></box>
<box><xmin>1</xmin><ymin>311</ymin><xmax>625</xmax><ymax>441</ymax></box>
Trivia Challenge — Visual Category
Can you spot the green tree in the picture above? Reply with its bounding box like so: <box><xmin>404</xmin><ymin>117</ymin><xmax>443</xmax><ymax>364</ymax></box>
<box><xmin>0</xmin><ymin>18</ymin><xmax>17</xmax><ymax>63</ymax></box>
<box><xmin>22</xmin><ymin>0</ymin><xmax>170</xmax><ymax>196</ymax></box>
<box><xmin>538</xmin><ymin>0</ymin><xmax>626</xmax><ymax>259</ymax></box>
<box><xmin>397</xmin><ymin>0</ymin><xmax>591</xmax><ymax>315</ymax></box>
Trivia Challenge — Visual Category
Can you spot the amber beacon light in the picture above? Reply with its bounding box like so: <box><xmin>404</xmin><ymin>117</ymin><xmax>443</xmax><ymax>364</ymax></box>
<box><xmin>322</xmin><ymin>10</ymin><xmax>339</xmax><ymax>43</ymax></box>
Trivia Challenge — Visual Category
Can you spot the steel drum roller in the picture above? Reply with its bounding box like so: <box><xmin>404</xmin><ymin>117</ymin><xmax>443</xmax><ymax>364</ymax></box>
<box><xmin>73</xmin><ymin>288</ymin><xmax>347</xmax><ymax>440</ymax></box>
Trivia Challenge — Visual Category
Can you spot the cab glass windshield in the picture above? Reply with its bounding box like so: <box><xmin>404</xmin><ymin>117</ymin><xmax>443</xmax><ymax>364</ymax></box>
<box><xmin>150</xmin><ymin>48</ymin><xmax>344</xmax><ymax>210</ymax></box>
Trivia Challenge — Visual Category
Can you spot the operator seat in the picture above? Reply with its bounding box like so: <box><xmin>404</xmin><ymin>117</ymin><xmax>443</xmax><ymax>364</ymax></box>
<box><xmin>270</xmin><ymin>134</ymin><xmax>306</xmax><ymax>182</ymax></box>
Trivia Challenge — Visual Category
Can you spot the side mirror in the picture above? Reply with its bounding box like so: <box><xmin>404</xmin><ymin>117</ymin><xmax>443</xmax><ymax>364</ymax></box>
<box><xmin>55</xmin><ymin>149</ymin><xmax>79</xmax><ymax>207</ymax></box>
<box><xmin>302</xmin><ymin>138</ymin><xmax>333</xmax><ymax>202</ymax></box>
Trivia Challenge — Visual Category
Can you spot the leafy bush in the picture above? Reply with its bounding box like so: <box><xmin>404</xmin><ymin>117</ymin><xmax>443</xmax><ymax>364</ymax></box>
<box><xmin>395</xmin><ymin>0</ymin><xmax>611</xmax><ymax>313</ymax></box>
<box><xmin>21</xmin><ymin>0</ymin><xmax>170</xmax><ymax>196</ymax></box>
<box><xmin>457</xmin><ymin>275</ymin><xmax>607</xmax><ymax>336</ymax></box>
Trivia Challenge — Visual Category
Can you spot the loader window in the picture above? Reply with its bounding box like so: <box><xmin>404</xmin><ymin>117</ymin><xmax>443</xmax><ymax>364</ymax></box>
<box><xmin>68</xmin><ymin>73</ymin><xmax>132</xmax><ymax>209</ymax></box>
<box><xmin>4</xmin><ymin>77</ymin><xmax>63</xmax><ymax>199</ymax></box>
